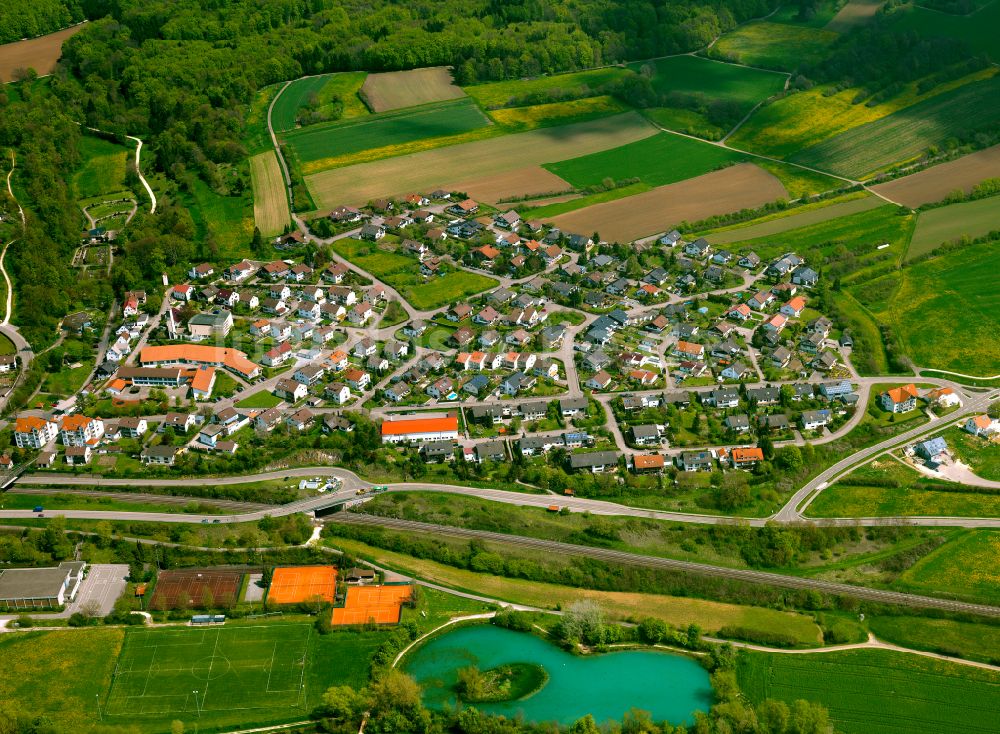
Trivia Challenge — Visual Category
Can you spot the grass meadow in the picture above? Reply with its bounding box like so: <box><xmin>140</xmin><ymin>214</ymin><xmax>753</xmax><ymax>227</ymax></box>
<box><xmin>487</xmin><ymin>95</ymin><xmax>629</xmax><ymax>132</ymax></box>
<box><xmin>888</xmin><ymin>0</ymin><xmax>1000</xmax><ymax>60</ymax></box>
<box><xmin>271</xmin><ymin>72</ymin><xmax>369</xmax><ymax>133</ymax></box>
<box><xmin>942</xmin><ymin>425</ymin><xmax>1000</xmax><ymax>481</ymax></box>
<box><xmin>869</xmin><ymin>615</ymin><xmax>1000</xmax><ymax>664</ymax></box>
<box><xmin>642</xmin><ymin>106</ymin><xmax>726</xmax><ymax>140</ymax></box>
<box><xmin>897</xmin><ymin>529</ymin><xmax>1000</xmax><ymax>605</ymax></box>
<box><xmin>404</xmin><ymin>271</ymin><xmax>499</xmax><ymax>310</ymax></box>
<box><xmin>184</xmin><ymin>177</ymin><xmax>254</xmax><ymax>258</ymax></box>
<box><xmin>710</xmin><ymin>22</ymin><xmax>839</xmax><ymax>71</ymax></box>
<box><xmin>907</xmin><ymin>195</ymin><xmax>1000</xmax><ymax>259</ymax></box>
<box><xmin>738</xmin><ymin>648</ymin><xmax>1000</xmax><ymax>734</ymax></box>
<box><xmin>283</xmin><ymin>98</ymin><xmax>491</xmax><ymax>172</ymax></box>
<box><xmin>73</xmin><ymin>135</ymin><xmax>129</xmax><ymax>200</ymax></box>
<box><xmin>792</xmin><ymin>75</ymin><xmax>1000</xmax><ymax>178</ymax></box>
<box><xmin>236</xmin><ymin>390</ymin><xmax>283</xmax><ymax>409</ymax></box>
<box><xmin>464</xmin><ymin>67</ymin><xmax>633</xmax><ymax>109</ymax></box>
<box><xmin>544</xmin><ymin>132</ymin><xmax>747</xmax><ymax>188</ymax></box>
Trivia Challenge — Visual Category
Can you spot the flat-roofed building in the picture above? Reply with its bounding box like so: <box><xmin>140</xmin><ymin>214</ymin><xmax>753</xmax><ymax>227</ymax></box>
<box><xmin>381</xmin><ymin>413</ymin><xmax>459</xmax><ymax>444</ymax></box>
<box><xmin>0</xmin><ymin>562</ymin><xmax>86</xmax><ymax>610</ymax></box>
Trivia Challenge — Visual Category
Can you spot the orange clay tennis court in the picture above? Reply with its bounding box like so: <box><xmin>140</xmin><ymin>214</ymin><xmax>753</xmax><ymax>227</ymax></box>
<box><xmin>267</xmin><ymin>565</ymin><xmax>338</xmax><ymax>604</ymax></box>
<box><xmin>331</xmin><ymin>584</ymin><xmax>413</xmax><ymax>625</ymax></box>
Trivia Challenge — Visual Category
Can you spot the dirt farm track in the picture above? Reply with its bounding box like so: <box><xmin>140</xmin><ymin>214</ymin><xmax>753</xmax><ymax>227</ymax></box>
<box><xmin>551</xmin><ymin>163</ymin><xmax>788</xmax><ymax>243</ymax></box>
<box><xmin>871</xmin><ymin>144</ymin><xmax>1000</xmax><ymax>208</ymax></box>
<box><xmin>0</xmin><ymin>24</ymin><xmax>86</xmax><ymax>83</ymax></box>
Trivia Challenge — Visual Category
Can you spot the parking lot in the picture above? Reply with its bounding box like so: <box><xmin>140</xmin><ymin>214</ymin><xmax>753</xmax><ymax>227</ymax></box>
<box><xmin>67</xmin><ymin>563</ymin><xmax>129</xmax><ymax>617</ymax></box>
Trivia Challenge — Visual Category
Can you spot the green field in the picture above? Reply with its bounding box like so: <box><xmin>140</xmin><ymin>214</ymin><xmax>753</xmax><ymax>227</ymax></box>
<box><xmin>908</xmin><ymin>195</ymin><xmax>1000</xmax><ymax>259</ymax></box>
<box><xmin>856</xmin><ymin>240</ymin><xmax>1000</xmax><ymax>373</ymax></box>
<box><xmin>488</xmin><ymin>95</ymin><xmax>630</xmax><ymax>132</ymax></box>
<box><xmin>870</xmin><ymin>616</ymin><xmax>1000</xmax><ymax>664</ymax></box>
<box><xmin>73</xmin><ymin>136</ymin><xmax>130</xmax><ymax>200</ymax></box>
<box><xmin>710</xmin><ymin>22</ymin><xmax>839</xmax><ymax>71</ymax></box>
<box><xmin>771</xmin><ymin>0</ymin><xmax>847</xmax><ymax>27</ymax></box>
<box><xmin>896</xmin><ymin>530</ymin><xmax>1000</xmax><ymax>605</ymax></box>
<box><xmin>545</xmin><ymin>132</ymin><xmax>747</xmax><ymax>188</ymax></box>
<box><xmin>236</xmin><ymin>390</ymin><xmax>283</xmax><ymax>409</ymax></box>
<box><xmin>888</xmin><ymin>0</ymin><xmax>1000</xmax><ymax>61</ymax></box>
<box><xmin>271</xmin><ymin>72</ymin><xmax>369</xmax><ymax>133</ymax></box>
<box><xmin>944</xmin><ymin>425</ymin><xmax>1000</xmax><ymax>480</ymax></box>
<box><xmin>630</xmin><ymin>55</ymin><xmax>787</xmax><ymax>113</ymax></box>
<box><xmin>642</xmin><ymin>106</ymin><xmax>726</xmax><ymax>140</ymax></box>
<box><xmin>738</xmin><ymin>648</ymin><xmax>1000</xmax><ymax>734</ymax></box>
<box><xmin>282</xmin><ymin>98</ymin><xmax>491</xmax><ymax>169</ymax></box>
<box><xmin>464</xmin><ymin>67</ymin><xmax>633</xmax><ymax>109</ymax></box>
<box><xmin>793</xmin><ymin>75</ymin><xmax>1000</xmax><ymax>178</ymax></box>
<box><xmin>185</xmin><ymin>177</ymin><xmax>254</xmax><ymax>258</ymax></box>
<box><xmin>404</xmin><ymin>271</ymin><xmax>499</xmax><ymax>310</ymax></box>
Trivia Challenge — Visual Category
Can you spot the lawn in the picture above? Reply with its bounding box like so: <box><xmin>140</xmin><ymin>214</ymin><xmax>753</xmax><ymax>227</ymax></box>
<box><xmin>40</xmin><ymin>359</ymin><xmax>94</xmax><ymax>397</ymax></box>
<box><xmin>464</xmin><ymin>67</ymin><xmax>634</xmax><ymax>109</ymax></box>
<box><xmin>793</xmin><ymin>75</ymin><xmax>1000</xmax><ymax>178</ymax></box>
<box><xmin>0</xmin><ymin>332</ymin><xmax>16</xmax><ymax>355</ymax></box>
<box><xmin>0</xmin><ymin>628</ymin><xmax>124</xmax><ymax>731</ymax></box>
<box><xmin>943</xmin><ymin>425</ymin><xmax>1000</xmax><ymax>481</ymax></box>
<box><xmin>908</xmin><ymin>195</ymin><xmax>1000</xmax><ymax>259</ymax></box>
<box><xmin>806</xmin><ymin>459</ymin><xmax>1000</xmax><ymax>519</ymax></box>
<box><xmin>185</xmin><ymin>176</ymin><xmax>254</xmax><ymax>258</ymax></box>
<box><xmin>271</xmin><ymin>72</ymin><xmax>369</xmax><ymax>133</ymax></box>
<box><xmin>710</xmin><ymin>22</ymin><xmax>839</xmax><ymax>72</ymax></box>
<box><xmin>236</xmin><ymin>390</ymin><xmax>283</xmax><ymax>409</ymax></box>
<box><xmin>324</xmin><ymin>534</ymin><xmax>823</xmax><ymax>644</ymax></box>
<box><xmin>283</xmin><ymin>98</ymin><xmax>492</xmax><ymax>172</ymax></box>
<box><xmin>869</xmin><ymin>615</ymin><xmax>1000</xmax><ymax>664</ymax></box>
<box><xmin>896</xmin><ymin>529</ymin><xmax>1000</xmax><ymax>605</ymax></box>
<box><xmin>379</xmin><ymin>299</ymin><xmax>408</xmax><ymax>327</ymax></box>
<box><xmin>544</xmin><ymin>132</ymin><xmax>747</xmax><ymax>188</ymax></box>
<box><xmin>737</xmin><ymin>648</ymin><xmax>1000</xmax><ymax>734</ymax></box>
<box><xmin>73</xmin><ymin>136</ymin><xmax>130</xmax><ymax>200</ymax></box>
<box><xmin>403</xmin><ymin>271</ymin><xmax>499</xmax><ymax>311</ymax></box>
<box><xmin>856</xmin><ymin>240</ymin><xmax>1000</xmax><ymax>374</ymax></box>
<box><xmin>213</xmin><ymin>370</ymin><xmax>239</xmax><ymax>398</ymax></box>
<box><xmin>629</xmin><ymin>55</ymin><xmax>787</xmax><ymax>115</ymax></box>
<box><xmin>887</xmin><ymin>0</ymin><xmax>1000</xmax><ymax>61</ymax></box>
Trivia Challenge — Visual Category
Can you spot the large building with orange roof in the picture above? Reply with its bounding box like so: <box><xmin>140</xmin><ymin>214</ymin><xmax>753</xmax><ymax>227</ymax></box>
<box><xmin>139</xmin><ymin>344</ymin><xmax>261</xmax><ymax>380</ymax></box>
<box><xmin>878</xmin><ymin>383</ymin><xmax>918</xmax><ymax>413</ymax></box>
<box><xmin>380</xmin><ymin>413</ymin><xmax>458</xmax><ymax>444</ymax></box>
<box><xmin>14</xmin><ymin>415</ymin><xmax>58</xmax><ymax>449</ymax></box>
<box><xmin>59</xmin><ymin>415</ymin><xmax>105</xmax><ymax>447</ymax></box>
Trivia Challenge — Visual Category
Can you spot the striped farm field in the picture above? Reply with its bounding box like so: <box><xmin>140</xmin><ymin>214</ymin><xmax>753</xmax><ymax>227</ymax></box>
<box><xmin>250</xmin><ymin>151</ymin><xmax>290</xmax><ymax>237</ymax></box>
<box><xmin>304</xmin><ymin>112</ymin><xmax>658</xmax><ymax>208</ymax></box>
<box><xmin>271</xmin><ymin>72</ymin><xmax>368</xmax><ymax>133</ymax></box>
<box><xmin>907</xmin><ymin>195</ymin><xmax>1000</xmax><ymax>259</ymax></box>
<box><xmin>549</xmin><ymin>163</ymin><xmax>787</xmax><ymax>242</ymax></box>
<box><xmin>447</xmin><ymin>166</ymin><xmax>572</xmax><ymax>205</ymax></box>
<box><xmin>487</xmin><ymin>95</ymin><xmax>629</xmax><ymax>132</ymax></box>
<box><xmin>361</xmin><ymin>66</ymin><xmax>465</xmax><ymax>112</ymax></box>
<box><xmin>0</xmin><ymin>24</ymin><xmax>85</xmax><ymax>83</ymax></box>
<box><xmin>284</xmin><ymin>98</ymin><xmax>492</xmax><ymax>173</ymax></box>
<box><xmin>792</xmin><ymin>75</ymin><xmax>1000</xmax><ymax>179</ymax></box>
<box><xmin>873</xmin><ymin>144</ymin><xmax>1000</xmax><ymax>208</ymax></box>
<box><xmin>464</xmin><ymin>67</ymin><xmax>633</xmax><ymax>109</ymax></box>
<box><xmin>738</xmin><ymin>648</ymin><xmax>1000</xmax><ymax>734</ymax></box>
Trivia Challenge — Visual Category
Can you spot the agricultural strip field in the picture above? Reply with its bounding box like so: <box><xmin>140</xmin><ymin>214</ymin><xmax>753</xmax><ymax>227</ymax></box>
<box><xmin>325</xmin><ymin>534</ymin><xmax>823</xmax><ymax>644</ymax></box>
<box><xmin>0</xmin><ymin>24</ymin><xmax>85</xmax><ymax>83</ymax></box>
<box><xmin>737</xmin><ymin>648</ymin><xmax>1000</xmax><ymax>734</ymax></box>
<box><xmin>304</xmin><ymin>112</ymin><xmax>658</xmax><ymax>208</ymax></box>
<box><xmin>73</xmin><ymin>136</ymin><xmax>129</xmax><ymax>200</ymax></box>
<box><xmin>271</xmin><ymin>72</ymin><xmax>368</xmax><ymax>133</ymax></box>
<box><xmin>729</xmin><ymin>68</ymin><xmax>997</xmax><ymax>158</ymax></box>
<box><xmin>824</xmin><ymin>0</ymin><xmax>883</xmax><ymax>32</ymax></box>
<box><xmin>549</xmin><ymin>163</ymin><xmax>787</xmax><ymax>242</ymax></box>
<box><xmin>284</xmin><ymin>98</ymin><xmax>491</xmax><ymax>174</ymax></box>
<box><xmin>628</xmin><ymin>55</ymin><xmax>787</xmax><ymax>113</ymax></box>
<box><xmin>895</xmin><ymin>530</ymin><xmax>1000</xmax><ymax>606</ymax></box>
<box><xmin>710</xmin><ymin>22</ymin><xmax>839</xmax><ymax>71</ymax></box>
<box><xmin>888</xmin><ymin>0</ymin><xmax>1000</xmax><ymax>61</ymax></box>
<box><xmin>855</xmin><ymin>240</ymin><xmax>1000</xmax><ymax>373</ymax></box>
<box><xmin>545</xmin><ymin>132</ymin><xmax>748</xmax><ymax>188</ymax></box>
<box><xmin>487</xmin><ymin>95</ymin><xmax>629</xmax><ymax>132</ymax></box>
<box><xmin>907</xmin><ymin>195</ymin><xmax>1000</xmax><ymax>259</ymax></box>
<box><xmin>464</xmin><ymin>67</ymin><xmax>632</xmax><ymax>109</ymax></box>
<box><xmin>361</xmin><ymin>66</ymin><xmax>465</xmax><ymax>112</ymax></box>
<box><xmin>701</xmin><ymin>194</ymin><xmax>884</xmax><ymax>245</ymax></box>
<box><xmin>792</xmin><ymin>75</ymin><xmax>1000</xmax><ymax>179</ymax></box>
<box><xmin>873</xmin><ymin>144</ymin><xmax>1000</xmax><ymax>207</ymax></box>
<box><xmin>250</xmin><ymin>151</ymin><xmax>290</xmax><ymax>238</ymax></box>
<box><xmin>446</xmin><ymin>166</ymin><xmax>572</xmax><ymax>206</ymax></box>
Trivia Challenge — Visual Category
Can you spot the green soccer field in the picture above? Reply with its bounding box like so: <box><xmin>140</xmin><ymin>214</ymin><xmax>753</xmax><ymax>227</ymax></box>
<box><xmin>105</xmin><ymin>625</ymin><xmax>311</xmax><ymax>718</ymax></box>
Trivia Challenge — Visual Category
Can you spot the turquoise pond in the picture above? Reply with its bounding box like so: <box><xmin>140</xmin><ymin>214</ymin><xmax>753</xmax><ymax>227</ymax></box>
<box><xmin>402</xmin><ymin>625</ymin><xmax>714</xmax><ymax>726</ymax></box>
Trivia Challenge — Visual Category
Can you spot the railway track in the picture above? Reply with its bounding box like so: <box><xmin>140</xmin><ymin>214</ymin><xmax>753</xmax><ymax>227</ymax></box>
<box><xmin>334</xmin><ymin>513</ymin><xmax>1000</xmax><ymax>618</ymax></box>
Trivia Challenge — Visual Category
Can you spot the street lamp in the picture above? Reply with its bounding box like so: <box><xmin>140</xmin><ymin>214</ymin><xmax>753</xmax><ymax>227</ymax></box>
<box><xmin>95</xmin><ymin>694</ymin><xmax>102</xmax><ymax>722</ymax></box>
<box><xmin>193</xmin><ymin>690</ymin><xmax>201</xmax><ymax>718</ymax></box>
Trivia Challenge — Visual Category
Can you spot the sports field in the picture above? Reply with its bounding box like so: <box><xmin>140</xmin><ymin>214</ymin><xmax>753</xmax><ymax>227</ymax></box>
<box><xmin>151</xmin><ymin>568</ymin><xmax>244</xmax><ymax>610</ymax></box>
<box><xmin>888</xmin><ymin>0</ymin><xmax>1000</xmax><ymax>60</ymax></box>
<box><xmin>250</xmin><ymin>151</ymin><xmax>290</xmax><ymax>238</ymax></box>
<box><xmin>105</xmin><ymin>625</ymin><xmax>310</xmax><ymax>717</ymax></box>
<box><xmin>629</xmin><ymin>55</ymin><xmax>787</xmax><ymax>114</ymax></box>
<box><xmin>268</xmin><ymin>565</ymin><xmax>338</xmax><ymax>605</ymax></box>
<box><xmin>549</xmin><ymin>163</ymin><xmax>787</xmax><ymax>242</ymax></box>
<box><xmin>738</xmin><ymin>648</ymin><xmax>1000</xmax><ymax>734</ymax></box>
<box><xmin>711</xmin><ymin>22</ymin><xmax>839</xmax><ymax>71</ymax></box>
<box><xmin>0</xmin><ymin>24</ymin><xmax>85</xmax><ymax>83</ymax></box>
<box><xmin>271</xmin><ymin>72</ymin><xmax>368</xmax><ymax>133</ymax></box>
<box><xmin>875</xmin><ymin>145</ymin><xmax>1000</xmax><ymax>208</ymax></box>
<box><xmin>304</xmin><ymin>112</ymin><xmax>658</xmax><ymax>208</ymax></box>
<box><xmin>361</xmin><ymin>67</ymin><xmax>466</xmax><ymax>112</ymax></box>
<box><xmin>284</xmin><ymin>98</ymin><xmax>491</xmax><ymax>173</ymax></box>
<box><xmin>331</xmin><ymin>584</ymin><xmax>413</xmax><ymax>625</ymax></box>
<box><xmin>907</xmin><ymin>195</ymin><xmax>1000</xmax><ymax>259</ymax></box>
<box><xmin>545</xmin><ymin>132</ymin><xmax>748</xmax><ymax>188</ymax></box>
<box><xmin>792</xmin><ymin>75</ymin><xmax>1000</xmax><ymax>178</ymax></box>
